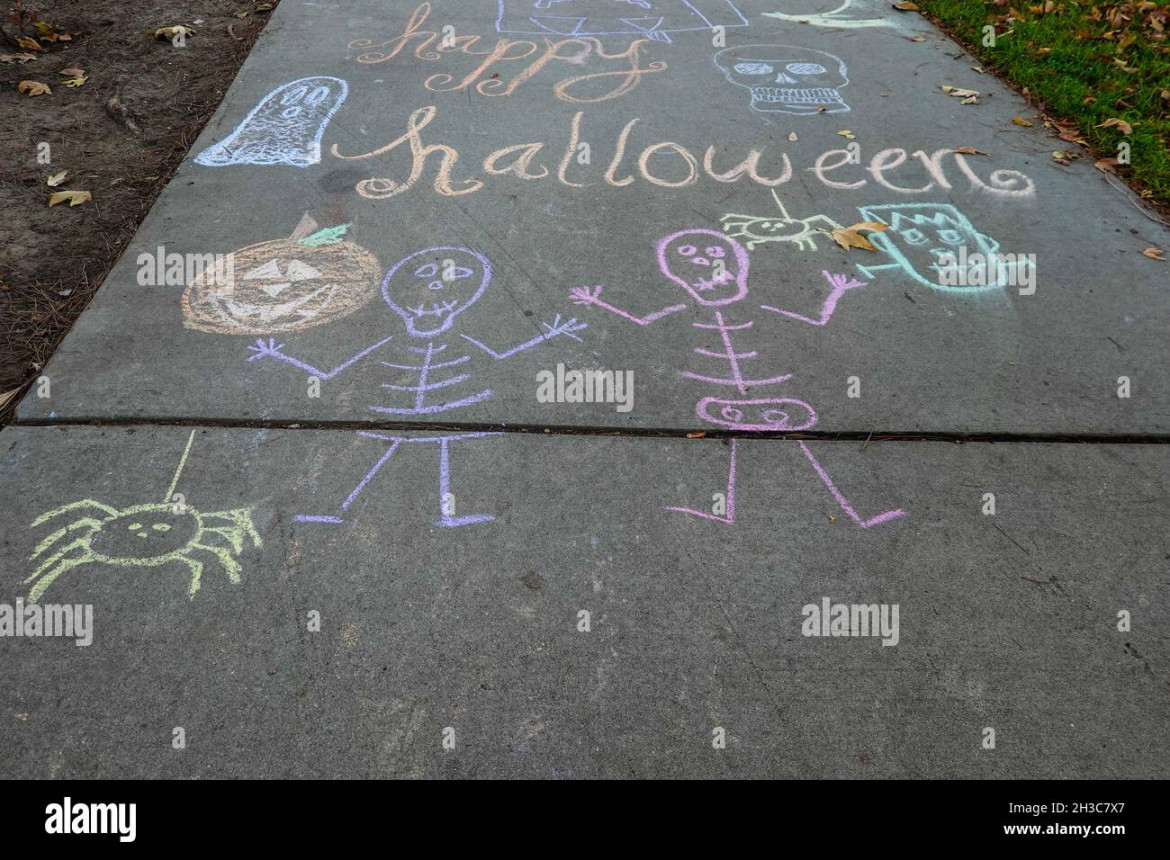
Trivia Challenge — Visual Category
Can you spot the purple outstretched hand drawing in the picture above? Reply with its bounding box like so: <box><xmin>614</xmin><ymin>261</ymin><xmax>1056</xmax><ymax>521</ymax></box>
<box><xmin>569</xmin><ymin>228</ymin><xmax>905</xmax><ymax>528</ymax></box>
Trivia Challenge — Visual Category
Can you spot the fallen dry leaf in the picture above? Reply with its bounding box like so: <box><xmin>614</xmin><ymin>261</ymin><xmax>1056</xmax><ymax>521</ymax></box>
<box><xmin>1095</xmin><ymin>117</ymin><xmax>1133</xmax><ymax>135</ymax></box>
<box><xmin>0</xmin><ymin>53</ymin><xmax>39</xmax><ymax>64</ymax></box>
<box><xmin>837</xmin><ymin>130</ymin><xmax>856</xmax><ymax>139</ymax></box>
<box><xmin>155</xmin><ymin>25</ymin><xmax>195</xmax><ymax>41</ymax></box>
<box><xmin>16</xmin><ymin>36</ymin><xmax>42</xmax><ymax>52</ymax></box>
<box><xmin>0</xmin><ymin>389</ymin><xmax>19</xmax><ymax>411</ymax></box>
<box><xmin>1141</xmin><ymin>247</ymin><xmax>1165</xmax><ymax>261</ymax></box>
<box><xmin>1011</xmin><ymin>115</ymin><xmax>1034</xmax><ymax>127</ymax></box>
<box><xmin>58</xmin><ymin>67</ymin><xmax>84</xmax><ymax>77</ymax></box>
<box><xmin>954</xmin><ymin>146</ymin><xmax>991</xmax><ymax>156</ymax></box>
<box><xmin>1051</xmin><ymin>150</ymin><xmax>1079</xmax><ymax>165</ymax></box>
<box><xmin>48</xmin><ymin>190</ymin><xmax>91</xmax><ymax>207</ymax></box>
<box><xmin>686</xmin><ymin>431</ymin><xmax>707</xmax><ymax>438</ymax></box>
<box><xmin>46</xmin><ymin>170</ymin><xmax>68</xmax><ymax>186</ymax></box>
<box><xmin>893</xmin><ymin>1</ymin><xmax>920</xmax><ymax>9</ymax></box>
<box><xmin>1094</xmin><ymin>157</ymin><xmax>1120</xmax><ymax>173</ymax></box>
<box><xmin>788</xmin><ymin>132</ymin><xmax>797</xmax><ymax>141</ymax></box>
<box><xmin>17</xmin><ymin>80</ymin><xmax>51</xmax><ymax>97</ymax></box>
<box><xmin>60</xmin><ymin>76</ymin><xmax>86</xmax><ymax>87</ymax></box>
<box><xmin>831</xmin><ymin>221</ymin><xmax>889</xmax><ymax>252</ymax></box>
<box><xmin>908</xmin><ymin>35</ymin><xmax>927</xmax><ymax>42</ymax></box>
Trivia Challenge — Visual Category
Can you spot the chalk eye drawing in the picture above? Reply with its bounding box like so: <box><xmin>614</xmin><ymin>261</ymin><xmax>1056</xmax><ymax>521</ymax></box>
<box><xmin>195</xmin><ymin>76</ymin><xmax>348</xmax><ymax>167</ymax></box>
<box><xmin>853</xmin><ymin>202</ymin><xmax>1028</xmax><ymax>292</ymax></box>
<box><xmin>26</xmin><ymin>431</ymin><xmax>262</xmax><ymax>602</ymax></box>
<box><xmin>182</xmin><ymin>220</ymin><xmax>382</xmax><ymax>335</ymax></box>
<box><xmin>569</xmin><ymin>228</ymin><xmax>904</xmax><ymax>527</ymax></box>
<box><xmin>714</xmin><ymin>46</ymin><xmax>849</xmax><ymax>114</ymax></box>
<box><xmin>496</xmin><ymin>0</ymin><xmax>747</xmax><ymax>42</ymax></box>
<box><xmin>245</xmin><ymin>245</ymin><xmax>587</xmax><ymax>528</ymax></box>
<box><xmin>721</xmin><ymin>189</ymin><xmax>843</xmax><ymax>251</ymax></box>
<box><xmin>762</xmin><ymin>0</ymin><xmax>910</xmax><ymax>30</ymax></box>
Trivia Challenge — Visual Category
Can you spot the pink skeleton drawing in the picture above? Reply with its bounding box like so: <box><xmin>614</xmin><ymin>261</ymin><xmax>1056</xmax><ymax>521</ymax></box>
<box><xmin>569</xmin><ymin>228</ymin><xmax>905</xmax><ymax>527</ymax></box>
<box><xmin>246</xmin><ymin>245</ymin><xmax>586</xmax><ymax>527</ymax></box>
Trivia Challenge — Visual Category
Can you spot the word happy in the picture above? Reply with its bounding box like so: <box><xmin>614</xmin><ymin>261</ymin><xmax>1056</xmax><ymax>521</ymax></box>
<box><xmin>802</xmin><ymin>597</ymin><xmax>900</xmax><ymax>646</ymax></box>
<box><xmin>332</xmin><ymin>106</ymin><xmax>1036</xmax><ymax>201</ymax></box>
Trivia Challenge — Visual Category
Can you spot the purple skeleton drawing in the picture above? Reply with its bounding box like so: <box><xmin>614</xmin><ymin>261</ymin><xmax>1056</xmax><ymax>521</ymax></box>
<box><xmin>569</xmin><ymin>227</ymin><xmax>904</xmax><ymax>527</ymax></box>
<box><xmin>246</xmin><ymin>246</ymin><xmax>586</xmax><ymax>527</ymax></box>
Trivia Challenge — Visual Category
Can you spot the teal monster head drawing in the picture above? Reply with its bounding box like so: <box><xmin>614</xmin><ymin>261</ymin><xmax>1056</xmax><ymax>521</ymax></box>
<box><xmin>26</xmin><ymin>431</ymin><xmax>262</xmax><ymax>602</ymax></box>
<box><xmin>854</xmin><ymin>203</ymin><xmax>1022</xmax><ymax>293</ymax></box>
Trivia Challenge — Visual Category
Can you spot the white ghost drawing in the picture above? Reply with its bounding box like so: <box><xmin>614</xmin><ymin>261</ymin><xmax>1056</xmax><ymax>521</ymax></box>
<box><xmin>195</xmin><ymin>76</ymin><xmax>349</xmax><ymax>168</ymax></box>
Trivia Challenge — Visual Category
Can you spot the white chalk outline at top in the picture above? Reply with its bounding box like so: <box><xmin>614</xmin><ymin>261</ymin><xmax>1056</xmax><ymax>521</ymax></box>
<box><xmin>195</xmin><ymin>75</ymin><xmax>349</xmax><ymax>168</ymax></box>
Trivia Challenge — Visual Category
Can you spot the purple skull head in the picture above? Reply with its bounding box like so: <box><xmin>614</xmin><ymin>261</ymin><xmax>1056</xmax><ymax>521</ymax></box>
<box><xmin>657</xmin><ymin>229</ymin><xmax>750</xmax><ymax>306</ymax></box>
<box><xmin>382</xmin><ymin>246</ymin><xmax>491</xmax><ymax>337</ymax></box>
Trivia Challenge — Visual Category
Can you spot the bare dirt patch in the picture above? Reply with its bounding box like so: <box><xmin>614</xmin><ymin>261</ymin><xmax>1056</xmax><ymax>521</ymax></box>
<box><xmin>0</xmin><ymin>1</ymin><xmax>279</xmax><ymax>421</ymax></box>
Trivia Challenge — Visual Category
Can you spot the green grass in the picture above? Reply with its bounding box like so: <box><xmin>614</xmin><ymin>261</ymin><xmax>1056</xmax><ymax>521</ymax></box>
<box><xmin>916</xmin><ymin>0</ymin><xmax>1170</xmax><ymax>204</ymax></box>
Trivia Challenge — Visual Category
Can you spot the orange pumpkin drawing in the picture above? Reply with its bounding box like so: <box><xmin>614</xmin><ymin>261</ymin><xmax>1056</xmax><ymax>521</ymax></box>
<box><xmin>182</xmin><ymin>222</ymin><xmax>381</xmax><ymax>335</ymax></box>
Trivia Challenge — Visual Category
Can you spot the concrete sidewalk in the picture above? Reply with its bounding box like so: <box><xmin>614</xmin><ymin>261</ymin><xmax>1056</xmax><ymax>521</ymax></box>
<box><xmin>1</xmin><ymin>0</ymin><xmax>1168</xmax><ymax>778</ymax></box>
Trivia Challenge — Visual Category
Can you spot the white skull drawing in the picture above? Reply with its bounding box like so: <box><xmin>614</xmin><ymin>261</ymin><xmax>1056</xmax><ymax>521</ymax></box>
<box><xmin>714</xmin><ymin>45</ymin><xmax>849</xmax><ymax>115</ymax></box>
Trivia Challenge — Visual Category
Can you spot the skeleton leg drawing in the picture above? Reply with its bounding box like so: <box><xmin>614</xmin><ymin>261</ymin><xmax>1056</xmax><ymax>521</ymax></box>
<box><xmin>293</xmin><ymin>432</ymin><xmax>500</xmax><ymax>528</ymax></box>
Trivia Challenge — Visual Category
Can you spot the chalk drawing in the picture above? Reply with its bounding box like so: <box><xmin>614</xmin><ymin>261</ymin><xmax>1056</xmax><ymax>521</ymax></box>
<box><xmin>195</xmin><ymin>76</ymin><xmax>348</xmax><ymax>167</ymax></box>
<box><xmin>183</xmin><ymin>222</ymin><xmax>382</xmax><ymax>335</ymax></box>
<box><xmin>26</xmin><ymin>431</ymin><xmax>262</xmax><ymax>601</ymax></box>
<box><xmin>714</xmin><ymin>46</ymin><xmax>850</xmax><ymax>114</ymax></box>
<box><xmin>570</xmin><ymin>229</ymin><xmax>904</xmax><ymax>526</ymax></box>
<box><xmin>496</xmin><ymin>0</ymin><xmax>747</xmax><ymax>42</ymax></box>
<box><xmin>246</xmin><ymin>246</ymin><xmax>586</xmax><ymax>528</ymax></box>
<box><xmin>721</xmin><ymin>189</ymin><xmax>842</xmax><ymax>251</ymax></box>
<box><xmin>853</xmin><ymin>202</ymin><xmax>1029</xmax><ymax>292</ymax></box>
<box><xmin>350</xmin><ymin>4</ymin><xmax>667</xmax><ymax>104</ymax></box>
<box><xmin>763</xmin><ymin>0</ymin><xmax>910</xmax><ymax>30</ymax></box>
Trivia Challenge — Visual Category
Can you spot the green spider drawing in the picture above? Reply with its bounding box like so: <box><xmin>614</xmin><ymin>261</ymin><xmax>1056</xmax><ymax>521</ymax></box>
<box><xmin>26</xmin><ymin>431</ymin><xmax>262</xmax><ymax>602</ymax></box>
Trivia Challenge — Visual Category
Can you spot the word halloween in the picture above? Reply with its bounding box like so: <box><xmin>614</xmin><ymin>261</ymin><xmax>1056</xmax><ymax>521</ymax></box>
<box><xmin>332</xmin><ymin>105</ymin><xmax>1036</xmax><ymax>201</ymax></box>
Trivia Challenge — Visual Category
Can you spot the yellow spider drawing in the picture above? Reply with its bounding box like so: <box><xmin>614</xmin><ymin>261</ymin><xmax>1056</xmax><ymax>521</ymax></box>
<box><xmin>26</xmin><ymin>431</ymin><xmax>262</xmax><ymax>601</ymax></box>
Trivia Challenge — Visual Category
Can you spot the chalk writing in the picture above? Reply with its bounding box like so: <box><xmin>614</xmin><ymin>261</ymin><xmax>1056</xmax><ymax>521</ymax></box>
<box><xmin>246</xmin><ymin>246</ymin><xmax>586</xmax><ymax>528</ymax></box>
<box><xmin>195</xmin><ymin>76</ymin><xmax>348</xmax><ymax>167</ymax></box>
<box><xmin>763</xmin><ymin>0</ymin><xmax>910</xmax><ymax>30</ymax></box>
<box><xmin>854</xmin><ymin>202</ymin><xmax>1030</xmax><ymax>291</ymax></box>
<box><xmin>349</xmin><ymin>3</ymin><xmax>667</xmax><ymax>103</ymax></box>
<box><xmin>26</xmin><ymin>431</ymin><xmax>263</xmax><ymax>601</ymax></box>
<box><xmin>496</xmin><ymin>0</ymin><xmax>747</xmax><ymax>43</ymax></box>
<box><xmin>182</xmin><ymin>222</ymin><xmax>382</xmax><ymax>335</ymax></box>
<box><xmin>332</xmin><ymin>107</ymin><xmax>1034</xmax><ymax>200</ymax></box>
<box><xmin>715</xmin><ymin>46</ymin><xmax>850</xmax><ymax>114</ymax></box>
<box><xmin>721</xmin><ymin>189</ymin><xmax>842</xmax><ymax>251</ymax></box>
<box><xmin>570</xmin><ymin>229</ymin><xmax>904</xmax><ymax>527</ymax></box>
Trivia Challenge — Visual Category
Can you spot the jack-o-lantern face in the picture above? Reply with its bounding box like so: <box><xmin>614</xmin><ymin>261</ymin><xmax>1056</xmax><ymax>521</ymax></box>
<box><xmin>182</xmin><ymin>229</ymin><xmax>381</xmax><ymax>335</ymax></box>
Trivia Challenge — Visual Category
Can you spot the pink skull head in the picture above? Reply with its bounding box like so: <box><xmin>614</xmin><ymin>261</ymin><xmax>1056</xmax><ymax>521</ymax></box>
<box><xmin>657</xmin><ymin>229</ymin><xmax>750</xmax><ymax>306</ymax></box>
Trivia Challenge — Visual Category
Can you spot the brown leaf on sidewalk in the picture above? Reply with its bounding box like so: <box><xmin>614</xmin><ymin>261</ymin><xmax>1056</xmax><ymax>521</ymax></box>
<box><xmin>1011</xmin><ymin>115</ymin><xmax>1034</xmax><ymax>127</ymax></box>
<box><xmin>831</xmin><ymin>222</ymin><xmax>889</xmax><ymax>252</ymax></box>
<box><xmin>954</xmin><ymin>146</ymin><xmax>991</xmax><ymax>156</ymax></box>
<box><xmin>1094</xmin><ymin>157</ymin><xmax>1120</xmax><ymax>173</ymax></box>
<box><xmin>1141</xmin><ymin>247</ymin><xmax>1165</xmax><ymax>261</ymax></box>
<box><xmin>893</xmin><ymin>1</ymin><xmax>920</xmax><ymax>9</ymax></box>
